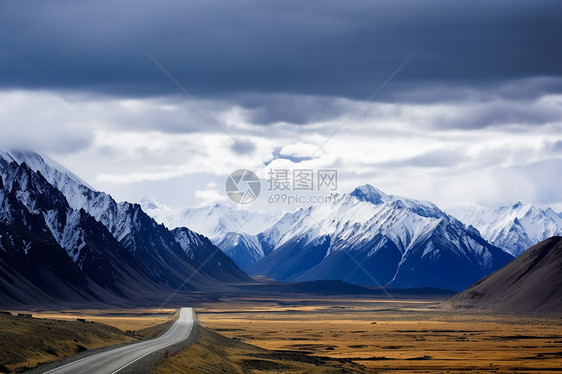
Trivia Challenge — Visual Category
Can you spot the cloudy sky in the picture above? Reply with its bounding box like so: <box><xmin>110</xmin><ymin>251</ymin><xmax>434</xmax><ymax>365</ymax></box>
<box><xmin>1</xmin><ymin>0</ymin><xmax>561</xmax><ymax>212</ymax></box>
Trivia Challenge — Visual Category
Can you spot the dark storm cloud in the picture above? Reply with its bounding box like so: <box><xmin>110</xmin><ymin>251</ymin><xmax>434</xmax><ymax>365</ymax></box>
<box><xmin>428</xmin><ymin>98</ymin><xmax>562</xmax><ymax>130</ymax></box>
<box><xmin>378</xmin><ymin>77</ymin><xmax>562</xmax><ymax>104</ymax></box>
<box><xmin>1</xmin><ymin>0</ymin><xmax>561</xmax><ymax>103</ymax></box>
<box><xmin>238</xmin><ymin>94</ymin><xmax>349</xmax><ymax>125</ymax></box>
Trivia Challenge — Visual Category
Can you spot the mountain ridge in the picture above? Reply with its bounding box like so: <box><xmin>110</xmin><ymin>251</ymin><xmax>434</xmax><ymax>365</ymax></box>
<box><xmin>142</xmin><ymin>183</ymin><xmax>515</xmax><ymax>292</ymax></box>
<box><xmin>245</xmin><ymin>187</ymin><xmax>513</xmax><ymax>291</ymax></box>
<box><xmin>0</xmin><ymin>151</ymin><xmax>251</xmax><ymax>307</ymax></box>
<box><xmin>448</xmin><ymin>202</ymin><xmax>562</xmax><ymax>255</ymax></box>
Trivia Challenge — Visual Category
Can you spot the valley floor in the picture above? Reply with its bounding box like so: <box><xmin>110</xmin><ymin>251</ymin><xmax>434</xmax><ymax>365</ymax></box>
<box><xmin>194</xmin><ymin>296</ymin><xmax>562</xmax><ymax>373</ymax></box>
<box><xmin>3</xmin><ymin>298</ymin><xmax>561</xmax><ymax>373</ymax></box>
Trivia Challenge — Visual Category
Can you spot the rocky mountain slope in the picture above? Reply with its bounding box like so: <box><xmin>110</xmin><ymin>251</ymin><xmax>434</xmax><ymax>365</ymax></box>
<box><xmin>445</xmin><ymin>236</ymin><xmax>562</xmax><ymax>314</ymax></box>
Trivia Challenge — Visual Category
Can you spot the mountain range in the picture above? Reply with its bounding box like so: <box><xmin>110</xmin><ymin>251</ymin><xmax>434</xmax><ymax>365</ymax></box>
<box><xmin>0</xmin><ymin>151</ymin><xmax>250</xmax><ymax>307</ymax></box>
<box><xmin>145</xmin><ymin>187</ymin><xmax>562</xmax><ymax>292</ymax></box>
<box><xmin>3</xmin><ymin>150</ymin><xmax>559</xmax><ymax>305</ymax></box>
<box><xmin>139</xmin><ymin>198</ymin><xmax>282</xmax><ymax>271</ymax></box>
<box><xmin>448</xmin><ymin>203</ymin><xmax>562</xmax><ymax>256</ymax></box>
<box><xmin>144</xmin><ymin>185</ymin><xmax>516</xmax><ymax>291</ymax></box>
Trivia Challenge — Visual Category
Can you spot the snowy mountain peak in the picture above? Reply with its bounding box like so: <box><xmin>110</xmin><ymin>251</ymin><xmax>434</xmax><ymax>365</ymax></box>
<box><xmin>139</xmin><ymin>196</ymin><xmax>162</xmax><ymax>210</ymax></box>
<box><xmin>0</xmin><ymin>150</ymin><xmax>96</xmax><ymax>191</ymax></box>
<box><xmin>350</xmin><ymin>184</ymin><xmax>390</xmax><ymax>204</ymax></box>
<box><xmin>348</xmin><ymin>185</ymin><xmax>445</xmax><ymax>220</ymax></box>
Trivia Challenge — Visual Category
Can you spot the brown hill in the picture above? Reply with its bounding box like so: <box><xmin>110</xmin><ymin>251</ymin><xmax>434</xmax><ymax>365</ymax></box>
<box><xmin>446</xmin><ymin>236</ymin><xmax>562</xmax><ymax>315</ymax></box>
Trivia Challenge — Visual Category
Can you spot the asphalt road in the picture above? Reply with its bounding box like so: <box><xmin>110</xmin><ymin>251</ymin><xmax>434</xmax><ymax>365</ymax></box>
<box><xmin>43</xmin><ymin>307</ymin><xmax>195</xmax><ymax>374</ymax></box>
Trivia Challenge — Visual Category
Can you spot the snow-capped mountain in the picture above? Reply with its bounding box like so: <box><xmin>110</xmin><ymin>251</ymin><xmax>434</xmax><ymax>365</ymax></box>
<box><xmin>0</xmin><ymin>151</ymin><xmax>250</xmax><ymax>306</ymax></box>
<box><xmin>140</xmin><ymin>197</ymin><xmax>282</xmax><ymax>270</ymax></box>
<box><xmin>217</xmin><ymin>185</ymin><xmax>514</xmax><ymax>291</ymax></box>
<box><xmin>448</xmin><ymin>203</ymin><xmax>562</xmax><ymax>256</ymax></box>
<box><xmin>140</xmin><ymin>198</ymin><xmax>282</xmax><ymax>237</ymax></box>
<box><xmin>0</xmin><ymin>150</ymin><xmax>96</xmax><ymax>192</ymax></box>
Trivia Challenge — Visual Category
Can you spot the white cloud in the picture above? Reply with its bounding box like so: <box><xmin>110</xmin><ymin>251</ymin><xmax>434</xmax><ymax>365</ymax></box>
<box><xmin>279</xmin><ymin>143</ymin><xmax>320</xmax><ymax>158</ymax></box>
<box><xmin>195</xmin><ymin>188</ymin><xmax>227</xmax><ymax>206</ymax></box>
<box><xmin>1</xmin><ymin>89</ymin><xmax>561</xmax><ymax>213</ymax></box>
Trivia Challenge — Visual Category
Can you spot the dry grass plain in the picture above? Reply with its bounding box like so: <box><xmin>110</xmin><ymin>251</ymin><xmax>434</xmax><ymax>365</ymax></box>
<box><xmin>0</xmin><ymin>308</ymin><xmax>176</xmax><ymax>372</ymax></box>
<box><xmin>3</xmin><ymin>299</ymin><xmax>561</xmax><ymax>373</ymax></box>
<box><xmin>195</xmin><ymin>297</ymin><xmax>562</xmax><ymax>373</ymax></box>
<box><xmin>7</xmin><ymin>308</ymin><xmax>177</xmax><ymax>332</ymax></box>
<box><xmin>155</xmin><ymin>325</ymin><xmax>367</xmax><ymax>374</ymax></box>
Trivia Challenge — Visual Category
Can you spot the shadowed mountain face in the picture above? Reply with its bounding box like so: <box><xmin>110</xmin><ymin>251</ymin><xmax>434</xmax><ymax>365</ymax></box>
<box><xmin>446</xmin><ymin>236</ymin><xmax>562</xmax><ymax>314</ymax></box>
<box><xmin>0</xmin><ymin>151</ymin><xmax>251</xmax><ymax>307</ymax></box>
